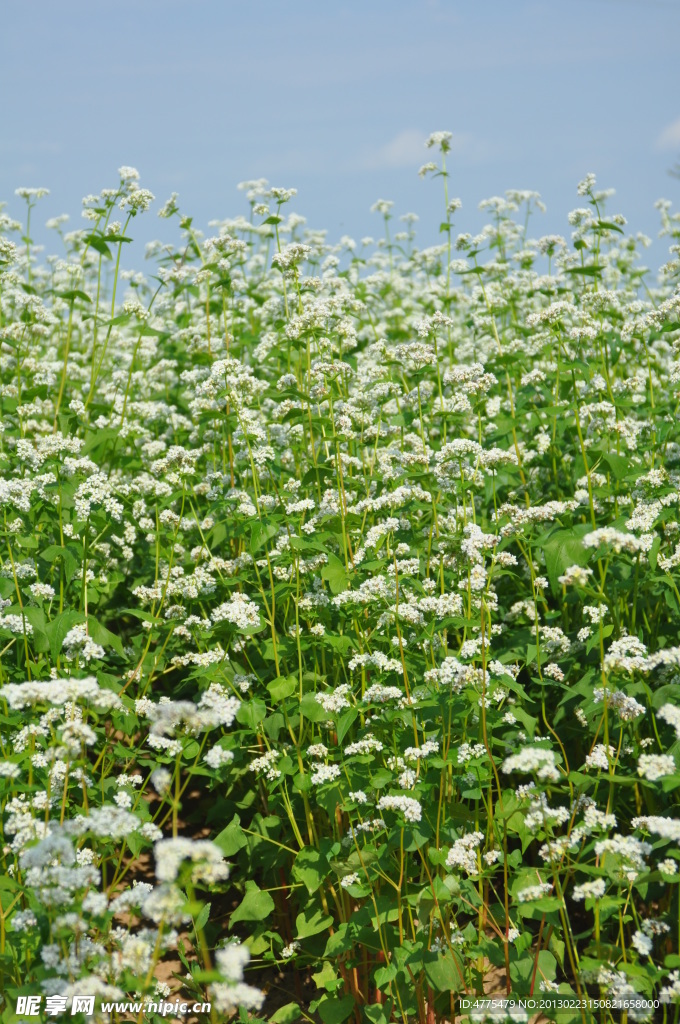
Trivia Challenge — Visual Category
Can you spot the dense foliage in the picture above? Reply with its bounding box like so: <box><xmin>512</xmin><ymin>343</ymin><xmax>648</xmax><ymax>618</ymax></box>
<box><xmin>1</xmin><ymin>140</ymin><xmax>680</xmax><ymax>1023</ymax></box>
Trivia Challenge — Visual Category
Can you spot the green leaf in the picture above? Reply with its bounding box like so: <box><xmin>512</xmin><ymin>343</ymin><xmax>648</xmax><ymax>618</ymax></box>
<box><xmin>214</xmin><ymin>815</ymin><xmax>247</xmax><ymax>856</ymax></box>
<box><xmin>40</xmin><ymin>543</ymin><xmax>80</xmax><ymax>581</ymax></box>
<box><xmin>321</xmin><ymin>553</ymin><xmax>349</xmax><ymax>594</ymax></box>
<box><xmin>566</xmin><ymin>265</ymin><xmax>602</xmax><ymax>277</ymax></box>
<box><xmin>292</xmin><ymin>847</ymin><xmax>329</xmax><ymax>894</ymax></box>
<box><xmin>55</xmin><ymin>288</ymin><xmax>92</xmax><ymax>304</ymax></box>
<box><xmin>45</xmin><ymin>610</ymin><xmax>86</xmax><ymax>661</ymax></box>
<box><xmin>649</xmin><ymin>535</ymin><xmax>661</xmax><ymax>570</ymax></box>
<box><xmin>85</xmin><ymin>234</ymin><xmax>113</xmax><ymax>259</ymax></box>
<box><xmin>336</xmin><ymin>707</ymin><xmax>358</xmax><ymax>743</ymax></box>
<box><xmin>268</xmin><ymin>675</ymin><xmax>297</xmax><ymax>702</ymax></box>
<box><xmin>194</xmin><ymin>902</ymin><xmax>211</xmax><ymax>932</ymax></box>
<box><xmin>20</xmin><ymin>606</ymin><xmax>49</xmax><ymax>652</ymax></box>
<box><xmin>595</xmin><ymin>220</ymin><xmax>624</xmax><ymax>234</ymax></box>
<box><xmin>424</xmin><ymin>951</ymin><xmax>463</xmax><ymax>992</ymax></box>
<box><xmin>317</xmin><ymin>994</ymin><xmax>355</xmax><ymax>1024</ymax></box>
<box><xmin>236</xmin><ymin>698</ymin><xmax>266</xmax><ymax>729</ymax></box>
<box><xmin>229</xmin><ymin>881</ymin><xmax>274</xmax><ymax>925</ymax></box>
<box><xmin>270</xmin><ymin>1003</ymin><xmax>301</xmax><ymax>1024</ymax></box>
<box><xmin>598</xmin><ymin>450</ymin><xmax>632</xmax><ymax>480</ymax></box>
<box><xmin>295</xmin><ymin>905</ymin><xmax>334</xmax><ymax>939</ymax></box>
<box><xmin>299</xmin><ymin>692</ymin><xmax>328</xmax><ymax>722</ymax></box>
<box><xmin>250</xmin><ymin>521</ymin><xmax>279</xmax><ymax>553</ymax></box>
<box><xmin>364</xmin><ymin>1004</ymin><xmax>392</xmax><ymax>1024</ymax></box>
<box><xmin>87</xmin><ymin>616</ymin><xmax>124</xmax><ymax>657</ymax></box>
<box><xmin>312</xmin><ymin>960</ymin><xmax>341</xmax><ymax>992</ymax></box>
<box><xmin>541</xmin><ymin>525</ymin><xmax>591</xmax><ymax>594</ymax></box>
<box><xmin>324</xmin><ymin>634</ymin><xmax>354</xmax><ymax>655</ymax></box>
<box><xmin>81</xmin><ymin>428</ymin><xmax>120</xmax><ymax>457</ymax></box>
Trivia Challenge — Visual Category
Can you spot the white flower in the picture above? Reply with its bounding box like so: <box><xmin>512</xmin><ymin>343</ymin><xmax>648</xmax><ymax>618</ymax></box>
<box><xmin>572</xmin><ymin>879</ymin><xmax>606</xmax><ymax>901</ymax></box>
<box><xmin>204</xmin><ymin>747</ymin><xmax>235</xmax><ymax>770</ymax></box>
<box><xmin>637</xmin><ymin>754</ymin><xmax>675</xmax><ymax>781</ymax></box>
<box><xmin>631</xmin><ymin>930</ymin><xmax>653</xmax><ymax>957</ymax></box>
<box><xmin>516</xmin><ymin>882</ymin><xmax>552</xmax><ymax>903</ymax></box>
<box><xmin>154</xmin><ymin>838</ymin><xmax>229</xmax><ymax>884</ymax></box>
<box><xmin>446</xmin><ymin>832</ymin><xmax>484</xmax><ymax>874</ymax></box>
<box><xmin>315</xmin><ymin>684</ymin><xmax>352</xmax><ymax>713</ymax></box>
<box><xmin>280</xmin><ymin>941</ymin><xmax>300</xmax><ymax>959</ymax></box>
<box><xmin>310</xmin><ymin>763</ymin><xmax>341</xmax><ymax>785</ymax></box>
<box><xmin>584</xmin><ymin>744</ymin><xmax>615</xmax><ymax>771</ymax></box>
<box><xmin>376</xmin><ymin>795</ymin><xmax>422</xmax><ymax>822</ymax></box>
<box><xmin>502</xmin><ymin>747</ymin><xmax>560</xmax><ymax>782</ymax></box>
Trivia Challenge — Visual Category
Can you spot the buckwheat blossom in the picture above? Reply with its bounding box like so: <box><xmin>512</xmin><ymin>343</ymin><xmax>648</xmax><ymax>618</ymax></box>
<box><xmin>583</xmin><ymin>528</ymin><xmax>654</xmax><ymax>555</ymax></box>
<box><xmin>637</xmin><ymin>754</ymin><xmax>675</xmax><ymax>781</ymax></box>
<box><xmin>446</xmin><ymin>832</ymin><xmax>484</xmax><ymax>874</ymax></box>
<box><xmin>458</xmin><ymin>743</ymin><xmax>486</xmax><ymax>763</ymax></box>
<box><xmin>249</xmin><ymin>750</ymin><xmax>281</xmax><ymax>781</ymax></box>
<box><xmin>310</xmin><ymin>763</ymin><xmax>341</xmax><ymax>785</ymax></box>
<box><xmin>5</xmin><ymin>160</ymin><xmax>680</xmax><ymax>1006</ymax></box>
<box><xmin>571</xmin><ymin>879</ymin><xmax>606</xmax><ymax>901</ymax></box>
<box><xmin>631</xmin><ymin>816</ymin><xmax>680</xmax><ymax>840</ymax></box>
<box><xmin>147</xmin><ymin>685</ymin><xmax>239</xmax><ymax>737</ymax></box>
<box><xmin>593</xmin><ymin>688</ymin><xmax>645</xmax><ymax>721</ymax></box>
<box><xmin>660</xmin><ymin>971</ymin><xmax>680</xmax><ymax>1002</ymax></box>
<box><xmin>280</xmin><ymin>941</ymin><xmax>300</xmax><ymax>959</ymax></box>
<box><xmin>0</xmin><ymin>677</ymin><xmax>122</xmax><ymax>711</ymax></box>
<box><xmin>631</xmin><ymin>931</ymin><xmax>653</xmax><ymax>957</ymax></box>
<box><xmin>342</xmin><ymin>820</ymin><xmax>387</xmax><ymax>847</ymax></box>
<box><xmin>150</xmin><ymin>768</ymin><xmax>172</xmax><ymax>795</ymax></box>
<box><xmin>602</xmin><ymin>635</ymin><xmax>649</xmax><ymax>673</ymax></box>
<box><xmin>594</xmin><ymin>835</ymin><xmax>652</xmax><ymax>882</ymax></box>
<box><xmin>404</xmin><ymin>739</ymin><xmax>439</xmax><ymax>760</ymax></box>
<box><xmin>344</xmin><ymin>734</ymin><xmax>384</xmax><ymax>756</ymax></box>
<box><xmin>61</xmin><ymin>625</ymin><xmax>106</xmax><ymax>663</ymax></box>
<box><xmin>502</xmin><ymin>747</ymin><xmax>560</xmax><ymax>782</ymax></box>
<box><xmin>306</xmin><ymin>743</ymin><xmax>329</xmax><ymax>759</ymax></box>
<box><xmin>142</xmin><ymin>885</ymin><xmax>191</xmax><ymax>927</ymax></box>
<box><xmin>204</xmin><ymin>747</ymin><xmax>235</xmax><ymax>770</ymax></box>
<box><xmin>584</xmin><ymin>744</ymin><xmax>615</xmax><ymax>771</ymax></box>
<box><xmin>597</xmin><ymin>967</ymin><xmax>644</xmax><ymax>1015</ymax></box>
<box><xmin>315</xmin><ymin>684</ymin><xmax>352</xmax><ymax>713</ymax></box>
<box><xmin>658</xmin><ymin>703</ymin><xmax>680</xmax><ymax>738</ymax></box>
<box><xmin>516</xmin><ymin>882</ymin><xmax>552</xmax><ymax>903</ymax></box>
<box><xmin>154</xmin><ymin>838</ymin><xmax>230</xmax><ymax>884</ymax></box>
<box><xmin>211</xmin><ymin>593</ymin><xmax>262</xmax><ymax>631</ymax></box>
<box><xmin>557</xmin><ymin>565</ymin><xmax>593</xmax><ymax>586</ymax></box>
<box><xmin>377</xmin><ymin>795</ymin><xmax>422</xmax><ymax>822</ymax></box>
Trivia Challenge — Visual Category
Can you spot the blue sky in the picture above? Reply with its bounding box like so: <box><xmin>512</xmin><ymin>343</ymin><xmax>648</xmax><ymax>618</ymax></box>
<box><xmin>3</xmin><ymin>0</ymin><xmax>679</xmax><ymax>266</ymax></box>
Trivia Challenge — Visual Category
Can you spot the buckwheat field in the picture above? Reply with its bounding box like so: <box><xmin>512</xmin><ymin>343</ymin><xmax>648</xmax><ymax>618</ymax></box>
<box><xmin>2</xmin><ymin>132</ymin><xmax>680</xmax><ymax>1024</ymax></box>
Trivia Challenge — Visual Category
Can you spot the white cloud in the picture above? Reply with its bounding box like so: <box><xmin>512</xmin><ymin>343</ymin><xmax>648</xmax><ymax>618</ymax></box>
<box><xmin>368</xmin><ymin>130</ymin><xmax>428</xmax><ymax>168</ymax></box>
<box><xmin>364</xmin><ymin>129</ymin><xmax>489</xmax><ymax>170</ymax></box>
<box><xmin>656</xmin><ymin>117</ymin><xmax>680</xmax><ymax>152</ymax></box>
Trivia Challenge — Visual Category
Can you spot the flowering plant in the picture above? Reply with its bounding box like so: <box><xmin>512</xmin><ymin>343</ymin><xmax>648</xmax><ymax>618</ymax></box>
<box><xmin>1</xmin><ymin>156</ymin><xmax>680</xmax><ymax>1023</ymax></box>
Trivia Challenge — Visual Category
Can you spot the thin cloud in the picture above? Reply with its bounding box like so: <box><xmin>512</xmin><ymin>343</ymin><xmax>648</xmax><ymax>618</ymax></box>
<box><xmin>657</xmin><ymin>117</ymin><xmax>680</xmax><ymax>151</ymax></box>
<box><xmin>364</xmin><ymin>129</ymin><xmax>488</xmax><ymax>170</ymax></box>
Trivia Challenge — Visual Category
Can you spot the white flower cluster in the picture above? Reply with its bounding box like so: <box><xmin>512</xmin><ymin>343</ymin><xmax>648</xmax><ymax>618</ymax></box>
<box><xmin>637</xmin><ymin>754</ymin><xmax>675</xmax><ymax>781</ymax></box>
<box><xmin>446</xmin><ymin>832</ymin><xmax>484</xmax><ymax>874</ymax></box>
<box><xmin>0</xmin><ymin>676</ymin><xmax>122</xmax><ymax>711</ymax></box>
<box><xmin>376</xmin><ymin>795</ymin><xmax>422</xmax><ymax>822</ymax></box>
<box><xmin>154</xmin><ymin>837</ymin><xmax>230</xmax><ymax>884</ymax></box>
<box><xmin>502</xmin><ymin>747</ymin><xmax>559</xmax><ymax>782</ymax></box>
